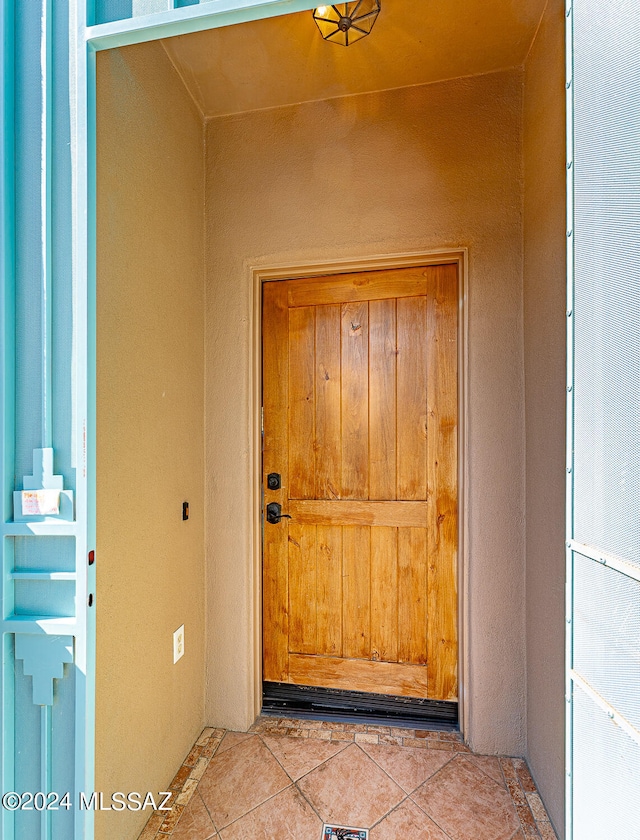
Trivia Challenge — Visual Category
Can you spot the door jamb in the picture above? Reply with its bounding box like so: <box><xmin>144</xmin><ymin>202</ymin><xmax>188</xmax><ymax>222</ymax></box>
<box><xmin>251</xmin><ymin>248</ymin><xmax>469</xmax><ymax>736</ymax></box>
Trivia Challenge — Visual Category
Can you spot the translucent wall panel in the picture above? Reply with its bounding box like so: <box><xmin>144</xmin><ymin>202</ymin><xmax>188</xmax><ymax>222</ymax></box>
<box><xmin>573</xmin><ymin>553</ymin><xmax>640</xmax><ymax>734</ymax></box>
<box><xmin>572</xmin><ymin>0</ymin><xmax>640</xmax><ymax>568</ymax></box>
<box><xmin>570</xmin><ymin>2</ymin><xmax>640</xmax><ymax>838</ymax></box>
<box><xmin>572</xmin><ymin>683</ymin><xmax>640</xmax><ymax>840</ymax></box>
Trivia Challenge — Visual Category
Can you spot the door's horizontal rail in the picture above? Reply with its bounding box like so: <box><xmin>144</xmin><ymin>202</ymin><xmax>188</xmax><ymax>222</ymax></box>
<box><xmin>286</xmin><ymin>266</ymin><xmax>454</xmax><ymax>307</ymax></box>
<box><xmin>288</xmin><ymin>500</ymin><xmax>428</xmax><ymax>527</ymax></box>
<box><xmin>288</xmin><ymin>654</ymin><xmax>441</xmax><ymax>700</ymax></box>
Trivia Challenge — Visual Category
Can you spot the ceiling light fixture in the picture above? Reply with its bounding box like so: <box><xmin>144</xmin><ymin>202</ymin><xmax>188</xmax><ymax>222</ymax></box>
<box><xmin>313</xmin><ymin>1</ymin><xmax>381</xmax><ymax>47</ymax></box>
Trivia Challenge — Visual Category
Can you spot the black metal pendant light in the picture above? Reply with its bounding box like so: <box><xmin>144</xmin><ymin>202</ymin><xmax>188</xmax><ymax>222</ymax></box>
<box><xmin>313</xmin><ymin>1</ymin><xmax>381</xmax><ymax>47</ymax></box>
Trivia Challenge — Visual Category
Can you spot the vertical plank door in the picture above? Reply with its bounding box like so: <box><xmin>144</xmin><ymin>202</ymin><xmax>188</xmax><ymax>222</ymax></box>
<box><xmin>262</xmin><ymin>264</ymin><xmax>458</xmax><ymax>701</ymax></box>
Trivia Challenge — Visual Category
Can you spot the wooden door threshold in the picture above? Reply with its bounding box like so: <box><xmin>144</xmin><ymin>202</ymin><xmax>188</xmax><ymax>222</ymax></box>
<box><xmin>262</xmin><ymin>682</ymin><xmax>458</xmax><ymax>732</ymax></box>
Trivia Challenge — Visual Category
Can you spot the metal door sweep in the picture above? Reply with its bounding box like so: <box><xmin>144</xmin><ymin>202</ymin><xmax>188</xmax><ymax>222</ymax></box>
<box><xmin>323</xmin><ymin>826</ymin><xmax>368</xmax><ymax>839</ymax></box>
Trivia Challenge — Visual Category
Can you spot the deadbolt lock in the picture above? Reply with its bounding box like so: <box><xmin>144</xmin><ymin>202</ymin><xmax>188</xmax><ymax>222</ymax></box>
<box><xmin>267</xmin><ymin>472</ymin><xmax>281</xmax><ymax>490</ymax></box>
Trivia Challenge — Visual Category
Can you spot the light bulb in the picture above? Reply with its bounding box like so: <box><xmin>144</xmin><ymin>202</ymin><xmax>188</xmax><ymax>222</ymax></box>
<box><xmin>316</xmin><ymin>5</ymin><xmax>328</xmax><ymax>16</ymax></box>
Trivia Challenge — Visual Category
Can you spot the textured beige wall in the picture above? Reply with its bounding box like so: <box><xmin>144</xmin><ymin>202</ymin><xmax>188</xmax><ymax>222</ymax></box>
<box><xmin>204</xmin><ymin>69</ymin><xmax>527</xmax><ymax>754</ymax></box>
<box><xmin>523</xmin><ymin>0</ymin><xmax>566</xmax><ymax>834</ymax></box>
<box><xmin>96</xmin><ymin>42</ymin><xmax>205</xmax><ymax>840</ymax></box>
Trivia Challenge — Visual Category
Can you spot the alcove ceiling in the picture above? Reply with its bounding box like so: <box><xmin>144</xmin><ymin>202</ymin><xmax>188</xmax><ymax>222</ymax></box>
<box><xmin>161</xmin><ymin>0</ymin><xmax>548</xmax><ymax>118</ymax></box>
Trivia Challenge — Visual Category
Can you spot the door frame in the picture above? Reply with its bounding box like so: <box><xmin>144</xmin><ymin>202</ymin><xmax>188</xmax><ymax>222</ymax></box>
<box><xmin>251</xmin><ymin>247</ymin><xmax>469</xmax><ymax>735</ymax></box>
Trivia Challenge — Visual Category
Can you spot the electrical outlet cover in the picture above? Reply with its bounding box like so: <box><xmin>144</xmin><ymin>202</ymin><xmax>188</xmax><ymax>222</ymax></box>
<box><xmin>173</xmin><ymin>625</ymin><xmax>185</xmax><ymax>663</ymax></box>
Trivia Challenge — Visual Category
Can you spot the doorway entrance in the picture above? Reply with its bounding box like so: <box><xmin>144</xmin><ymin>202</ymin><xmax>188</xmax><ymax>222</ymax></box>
<box><xmin>262</xmin><ymin>264</ymin><xmax>459</xmax><ymax>722</ymax></box>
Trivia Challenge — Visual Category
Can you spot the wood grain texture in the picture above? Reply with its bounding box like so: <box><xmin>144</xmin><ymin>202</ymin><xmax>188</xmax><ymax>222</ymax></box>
<box><xmin>398</xmin><ymin>527</ymin><xmax>428</xmax><ymax>665</ymax></box>
<box><xmin>287</xmin><ymin>267</ymin><xmax>434</xmax><ymax>307</ymax></box>
<box><xmin>263</xmin><ymin>265</ymin><xmax>458</xmax><ymax>700</ymax></box>
<box><xmin>289</xmin><ymin>306</ymin><xmax>316</xmax><ymax>499</ymax></box>
<box><xmin>369</xmin><ymin>299</ymin><xmax>397</xmax><ymax>500</ymax></box>
<box><xmin>315</xmin><ymin>305</ymin><xmax>342</xmax><ymax>500</ymax></box>
<box><xmin>397</xmin><ymin>297</ymin><xmax>428</xmax><ymax>501</ymax></box>
<box><xmin>342</xmin><ymin>525</ymin><xmax>370</xmax><ymax>659</ymax></box>
<box><xmin>262</xmin><ymin>281</ymin><xmax>290</xmax><ymax>681</ymax></box>
<box><xmin>341</xmin><ymin>302</ymin><xmax>369</xmax><ymax>500</ymax></box>
<box><xmin>427</xmin><ymin>265</ymin><xmax>459</xmax><ymax>699</ymax></box>
<box><xmin>370</xmin><ymin>527</ymin><xmax>398</xmax><ymax>662</ymax></box>
<box><xmin>288</xmin><ymin>654</ymin><xmax>430</xmax><ymax>699</ymax></box>
<box><xmin>288</xmin><ymin>523</ymin><xmax>317</xmax><ymax>655</ymax></box>
<box><xmin>289</xmin><ymin>500</ymin><xmax>427</xmax><ymax>527</ymax></box>
<box><xmin>316</xmin><ymin>525</ymin><xmax>342</xmax><ymax>657</ymax></box>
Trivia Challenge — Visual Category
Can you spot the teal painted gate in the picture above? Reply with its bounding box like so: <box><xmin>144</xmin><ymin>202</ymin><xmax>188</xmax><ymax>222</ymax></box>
<box><xmin>0</xmin><ymin>1</ymin><xmax>315</xmax><ymax>838</ymax></box>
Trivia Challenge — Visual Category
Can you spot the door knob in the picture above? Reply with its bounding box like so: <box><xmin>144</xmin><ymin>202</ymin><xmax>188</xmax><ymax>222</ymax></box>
<box><xmin>266</xmin><ymin>502</ymin><xmax>291</xmax><ymax>524</ymax></box>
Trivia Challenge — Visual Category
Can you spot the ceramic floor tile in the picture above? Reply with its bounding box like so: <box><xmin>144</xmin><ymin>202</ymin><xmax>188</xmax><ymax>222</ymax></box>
<box><xmin>197</xmin><ymin>734</ymin><xmax>290</xmax><ymax>829</ymax></box>
<box><xmin>360</xmin><ymin>742</ymin><xmax>454</xmax><ymax>793</ymax></box>
<box><xmin>513</xmin><ymin>759</ymin><xmax>538</xmax><ymax>793</ymax></box>
<box><xmin>219</xmin><ymin>785</ymin><xmax>322</xmax><ymax>840</ymax></box>
<box><xmin>412</xmin><ymin>755</ymin><xmax>520</xmax><ymax>840</ymax></box>
<box><xmin>261</xmin><ymin>733</ymin><xmax>347</xmax><ymax>781</ymax></box>
<box><xmin>215</xmin><ymin>731</ymin><xmax>254</xmax><ymax>756</ymax></box>
<box><xmin>465</xmin><ymin>754</ymin><xmax>507</xmax><ymax>787</ymax></box>
<box><xmin>138</xmin><ymin>811</ymin><xmax>166</xmax><ymax>839</ymax></box>
<box><xmin>369</xmin><ymin>798</ymin><xmax>451</xmax><ymax>840</ymax></box>
<box><xmin>170</xmin><ymin>793</ymin><xmax>218</xmax><ymax>840</ymax></box>
<box><xmin>526</xmin><ymin>792</ymin><xmax>549</xmax><ymax>823</ymax></box>
<box><xmin>139</xmin><ymin>721</ymin><xmax>556</xmax><ymax>840</ymax></box>
<box><xmin>161</xmin><ymin>805</ymin><xmax>188</xmax><ymax>835</ymax></box>
<box><xmin>538</xmin><ymin>821</ymin><xmax>558</xmax><ymax>839</ymax></box>
<box><xmin>297</xmin><ymin>743</ymin><xmax>405</xmax><ymax>828</ymax></box>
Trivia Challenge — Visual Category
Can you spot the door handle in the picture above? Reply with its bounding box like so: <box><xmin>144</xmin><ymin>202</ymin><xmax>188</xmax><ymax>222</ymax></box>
<box><xmin>266</xmin><ymin>502</ymin><xmax>292</xmax><ymax>524</ymax></box>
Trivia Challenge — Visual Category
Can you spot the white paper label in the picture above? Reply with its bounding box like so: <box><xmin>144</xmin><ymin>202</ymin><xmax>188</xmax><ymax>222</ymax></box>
<box><xmin>21</xmin><ymin>490</ymin><xmax>61</xmax><ymax>516</ymax></box>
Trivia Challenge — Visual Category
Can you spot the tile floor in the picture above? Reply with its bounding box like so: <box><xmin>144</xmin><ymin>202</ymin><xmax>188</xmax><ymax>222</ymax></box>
<box><xmin>138</xmin><ymin>718</ymin><xmax>558</xmax><ymax>840</ymax></box>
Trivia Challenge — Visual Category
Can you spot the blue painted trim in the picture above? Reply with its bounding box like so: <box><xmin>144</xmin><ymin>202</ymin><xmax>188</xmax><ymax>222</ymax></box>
<box><xmin>14</xmin><ymin>633</ymin><xmax>74</xmax><ymax>706</ymax></box>
<box><xmin>41</xmin><ymin>0</ymin><xmax>53</xmax><ymax>449</ymax></box>
<box><xmin>1</xmin><ymin>0</ymin><xmax>16</xmax><ymax>526</ymax></box>
<box><xmin>86</xmin><ymin>0</ymin><xmax>317</xmax><ymax>49</ymax></box>
<box><xmin>80</xmin><ymin>28</ymin><xmax>98</xmax><ymax>840</ymax></box>
<box><xmin>2</xmin><ymin>522</ymin><xmax>79</xmax><ymax>536</ymax></box>
<box><xmin>1</xmin><ymin>636</ymin><xmax>16</xmax><ymax>840</ymax></box>
<box><xmin>1</xmin><ymin>1</ymin><xmax>16</xmax><ymax>837</ymax></box>
<box><xmin>40</xmin><ymin>704</ymin><xmax>52</xmax><ymax>840</ymax></box>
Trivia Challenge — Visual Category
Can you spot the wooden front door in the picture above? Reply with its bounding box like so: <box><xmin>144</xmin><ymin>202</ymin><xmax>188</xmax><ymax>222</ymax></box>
<box><xmin>262</xmin><ymin>264</ymin><xmax>458</xmax><ymax>701</ymax></box>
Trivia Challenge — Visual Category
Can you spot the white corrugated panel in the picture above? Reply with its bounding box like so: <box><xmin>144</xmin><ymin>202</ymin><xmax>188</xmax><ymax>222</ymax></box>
<box><xmin>572</xmin><ymin>0</ymin><xmax>640</xmax><ymax>570</ymax></box>
<box><xmin>572</xmin><ymin>682</ymin><xmax>640</xmax><ymax>840</ymax></box>
<box><xmin>570</xmin><ymin>1</ymin><xmax>640</xmax><ymax>838</ymax></box>
<box><xmin>573</xmin><ymin>553</ymin><xmax>640</xmax><ymax>733</ymax></box>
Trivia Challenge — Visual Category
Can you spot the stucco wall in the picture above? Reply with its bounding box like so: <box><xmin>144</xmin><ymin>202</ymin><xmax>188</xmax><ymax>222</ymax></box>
<box><xmin>523</xmin><ymin>0</ymin><xmax>567</xmax><ymax>834</ymax></box>
<box><xmin>96</xmin><ymin>42</ymin><xmax>205</xmax><ymax>840</ymax></box>
<box><xmin>204</xmin><ymin>69</ymin><xmax>527</xmax><ymax>754</ymax></box>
